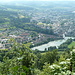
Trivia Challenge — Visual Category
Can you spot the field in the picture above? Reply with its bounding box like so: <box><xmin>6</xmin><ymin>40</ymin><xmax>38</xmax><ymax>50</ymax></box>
<box><xmin>68</xmin><ymin>41</ymin><xmax>75</xmax><ymax>48</ymax></box>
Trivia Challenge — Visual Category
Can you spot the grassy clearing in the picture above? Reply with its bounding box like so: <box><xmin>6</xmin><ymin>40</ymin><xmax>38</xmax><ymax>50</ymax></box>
<box><xmin>68</xmin><ymin>41</ymin><xmax>75</xmax><ymax>48</ymax></box>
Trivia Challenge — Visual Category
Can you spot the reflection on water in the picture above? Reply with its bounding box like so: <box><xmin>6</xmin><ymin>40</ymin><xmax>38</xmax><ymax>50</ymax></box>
<box><xmin>31</xmin><ymin>37</ymin><xmax>74</xmax><ymax>51</ymax></box>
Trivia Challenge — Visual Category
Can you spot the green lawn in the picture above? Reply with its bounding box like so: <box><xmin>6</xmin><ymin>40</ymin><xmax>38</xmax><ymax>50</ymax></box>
<box><xmin>68</xmin><ymin>41</ymin><xmax>75</xmax><ymax>48</ymax></box>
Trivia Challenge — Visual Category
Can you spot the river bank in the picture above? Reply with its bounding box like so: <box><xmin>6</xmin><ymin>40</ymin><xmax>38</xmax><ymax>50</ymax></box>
<box><xmin>31</xmin><ymin>37</ymin><xmax>74</xmax><ymax>51</ymax></box>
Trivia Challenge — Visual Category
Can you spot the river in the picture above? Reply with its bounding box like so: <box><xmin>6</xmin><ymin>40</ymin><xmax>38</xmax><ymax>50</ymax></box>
<box><xmin>31</xmin><ymin>37</ymin><xmax>74</xmax><ymax>51</ymax></box>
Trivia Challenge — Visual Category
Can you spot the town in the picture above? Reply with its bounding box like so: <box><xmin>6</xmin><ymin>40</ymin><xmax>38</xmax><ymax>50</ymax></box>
<box><xmin>0</xmin><ymin>1</ymin><xmax>75</xmax><ymax>50</ymax></box>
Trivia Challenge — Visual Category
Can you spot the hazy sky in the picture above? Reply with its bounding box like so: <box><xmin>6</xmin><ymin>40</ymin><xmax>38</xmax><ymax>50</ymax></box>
<box><xmin>0</xmin><ymin>0</ymin><xmax>74</xmax><ymax>1</ymax></box>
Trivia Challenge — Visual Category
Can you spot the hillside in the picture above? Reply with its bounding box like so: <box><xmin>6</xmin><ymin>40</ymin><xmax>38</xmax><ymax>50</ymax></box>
<box><xmin>2</xmin><ymin>1</ymin><xmax>75</xmax><ymax>37</ymax></box>
<box><xmin>0</xmin><ymin>1</ymin><xmax>75</xmax><ymax>37</ymax></box>
<box><xmin>0</xmin><ymin>5</ymin><xmax>54</xmax><ymax>35</ymax></box>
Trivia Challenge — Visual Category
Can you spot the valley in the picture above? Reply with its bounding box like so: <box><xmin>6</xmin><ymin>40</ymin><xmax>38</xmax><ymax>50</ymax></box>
<box><xmin>0</xmin><ymin>1</ymin><xmax>75</xmax><ymax>75</ymax></box>
<box><xmin>0</xmin><ymin>1</ymin><xmax>75</xmax><ymax>50</ymax></box>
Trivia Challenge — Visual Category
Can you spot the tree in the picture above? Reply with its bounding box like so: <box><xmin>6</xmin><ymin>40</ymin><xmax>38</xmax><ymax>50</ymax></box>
<box><xmin>39</xmin><ymin>50</ymin><xmax>58</xmax><ymax>70</ymax></box>
<box><xmin>0</xmin><ymin>42</ymin><xmax>35</xmax><ymax>75</ymax></box>
<box><xmin>40</xmin><ymin>59</ymin><xmax>71</xmax><ymax>75</ymax></box>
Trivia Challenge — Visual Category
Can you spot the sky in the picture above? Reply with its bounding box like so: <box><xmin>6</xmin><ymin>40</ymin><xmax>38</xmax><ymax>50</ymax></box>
<box><xmin>1</xmin><ymin>0</ymin><xmax>75</xmax><ymax>2</ymax></box>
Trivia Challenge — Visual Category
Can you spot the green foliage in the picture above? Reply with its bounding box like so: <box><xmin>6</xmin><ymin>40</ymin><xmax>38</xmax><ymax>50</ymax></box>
<box><xmin>0</xmin><ymin>3</ymin><xmax>75</xmax><ymax>75</ymax></box>
<box><xmin>0</xmin><ymin>42</ymin><xmax>35</xmax><ymax>75</ymax></box>
<box><xmin>44</xmin><ymin>50</ymin><xmax>58</xmax><ymax>64</ymax></box>
<box><xmin>35</xmin><ymin>50</ymin><xmax>59</xmax><ymax>70</ymax></box>
<box><xmin>40</xmin><ymin>59</ymin><xmax>71</xmax><ymax>75</ymax></box>
<box><xmin>0</xmin><ymin>40</ymin><xmax>75</xmax><ymax>75</ymax></box>
<box><xmin>33</xmin><ymin>69</ymin><xmax>41</xmax><ymax>75</ymax></box>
